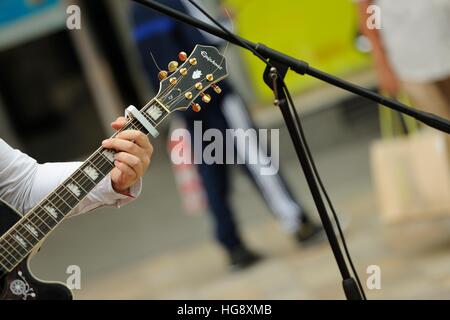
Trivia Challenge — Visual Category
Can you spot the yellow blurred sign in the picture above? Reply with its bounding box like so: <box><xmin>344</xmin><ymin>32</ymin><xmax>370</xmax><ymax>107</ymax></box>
<box><xmin>224</xmin><ymin>0</ymin><xmax>369</xmax><ymax>100</ymax></box>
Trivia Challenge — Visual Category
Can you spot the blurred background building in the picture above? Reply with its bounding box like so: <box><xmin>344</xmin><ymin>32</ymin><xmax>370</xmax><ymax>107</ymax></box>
<box><xmin>0</xmin><ymin>0</ymin><xmax>449</xmax><ymax>299</ymax></box>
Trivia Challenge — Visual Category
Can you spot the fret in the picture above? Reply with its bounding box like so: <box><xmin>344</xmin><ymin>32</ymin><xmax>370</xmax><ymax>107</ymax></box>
<box><xmin>0</xmin><ymin>256</ymin><xmax>13</xmax><ymax>271</ymax></box>
<box><xmin>14</xmin><ymin>225</ymin><xmax>36</xmax><ymax>247</ymax></box>
<box><xmin>38</xmin><ymin>199</ymin><xmax>62</xmax><ymax>226</ymax></box>
<box><xmin>52</xmin><ymin>193</ymin><xmax>74</xmax><ymax>215</ymax></box>
<box><xmin>98</xmin><ymin>149</ymin><xmax>116</xmax><ymax>165</ymax></box>
<box><xmin>85</xmin><ymin>159</ymin><xmax>107</xmax><ymax>181</ymax></box>
<box><xmin>48</xmin><ymin>192</ymin><xmax>71</xmax><ymax>215</ymax></box>
<box><xmin>0</xmin><ymin>100</ymin><xmax>172</xmax><ymax>272</ymax></box>
<box><xmin>0</xmin><ymin>242</ymin><xmax>20</xmax><ymax>266</ymax></box>
<box><xmin>82</xmin><ymin>163</ymin><xmax>101</xmax><ymax>183</ymax></box>
<box><xmin>4</xmin><ymin>233</ymin><xmax>28</xmax><ymax>255</ymax></box>
<box><xmin>65</xmin><ymin>181</ymin><xmax>85</xmax><ymax>198</ymax></box>
<box><xmin>60</xmin><ymin>185</ymin><xmax>81</xmax><ymax>207</ymax></box>
<box><xmin>67</xmin><ymin>176</ymin><xmax>91</xmax><ymax>198</ymax></box>
<box><xmin>23</xmin><ymin>217</ymin><xmax>42</xmax><ymax>235</ymax></box>
<box><xmin>0</xmin><ymin>256</ymin><xmax>16</xmax><ymax>272</ymax></box>
<box><xmin>94</xmin><ymin>159</ymin><xmax>114</xmax><ymax>178</ymax></box>
<box><xmin>22</xmin><ymin>218</ymin><xmax>43</xmax><ymax>241</ymax></box>
<box><xmin>37</xmin><ymin>204</ymin><xmax>60</xmax><ymax>223</ymax></box>
<box><xmin>30</xmin><ymin>206</ymin><xmax>55</xmax><ymax>232</ymax></box>
<box><xmin>128</xmin><ymin>122</ymin><xmax>140</xmax><ymax>131</ymax></box>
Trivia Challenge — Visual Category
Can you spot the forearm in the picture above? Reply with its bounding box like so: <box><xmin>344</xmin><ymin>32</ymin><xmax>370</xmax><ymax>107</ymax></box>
<box><xmin>357</xmin><ymin>0</ymin><xmax>385</xmax><ymax>57</ymax></box>
<box><xmin>0</xmin><ymin>139</ymin><xmax>141</xmax><ymax>216</ymax></box>
<box><xmin>357</xmin><ymin>0</ymin><xmax>399</xmax><ymax>94</ymax></box>
<box><xmin>31</xmin><ymin>162</ymin><xmax>142</xmax><ymax>217</ymax></box>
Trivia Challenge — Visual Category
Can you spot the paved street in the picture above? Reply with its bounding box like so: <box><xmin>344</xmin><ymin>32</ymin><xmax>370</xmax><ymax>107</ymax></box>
<box><xmin>28</xmin><ymin>99</ymin><xmax>450</xmax><ymax>299</ymax></box>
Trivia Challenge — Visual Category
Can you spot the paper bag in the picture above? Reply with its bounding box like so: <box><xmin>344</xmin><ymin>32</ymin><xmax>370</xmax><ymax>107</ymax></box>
<box><xmin>371</xmin><ymin>130</ymin><xmax>450</xmax><ymax>224</ymax></box>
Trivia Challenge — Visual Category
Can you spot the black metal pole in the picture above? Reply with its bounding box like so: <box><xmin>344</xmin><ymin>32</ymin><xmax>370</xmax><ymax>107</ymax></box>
<box><xmin>130</xmin><ymin>0</ymin><xmax>450</xmax><ymax>300</ymax></box>
<box><xmin>132</xmin><ymin>0</ymin><xmax>369</xmax><ymax>300</ymax></box>
<box><xmin>267</xmin><ymin>65</ymin><xmax>362</xmax><ymax>299</ymax></box>
<box><xmin>132</xmin><ymin>0</ymin><xmax>450</xmax><ymax>134</ymax></box>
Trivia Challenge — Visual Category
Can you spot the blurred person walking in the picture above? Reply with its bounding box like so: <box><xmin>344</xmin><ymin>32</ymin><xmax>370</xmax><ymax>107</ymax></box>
<box><xmin>358</xmin><ymin>0</ymin><xmax>450</xmax><ymax>119</ymax></box>
<box><xmin>130</xmin><ymin>0</ymin><xmax>323</xmax><ymax>270</ymax></box>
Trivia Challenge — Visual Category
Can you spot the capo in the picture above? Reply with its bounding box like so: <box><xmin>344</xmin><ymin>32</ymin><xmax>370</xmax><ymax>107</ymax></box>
<box><xmin>125</xmin><ymin>105</ymin><xmax>159</xmax><ymax>138</ymax></box>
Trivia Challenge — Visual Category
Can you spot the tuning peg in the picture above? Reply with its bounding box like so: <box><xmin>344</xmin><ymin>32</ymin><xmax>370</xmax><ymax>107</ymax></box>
<box><xmin>179</xmin><ymin>67</ymin><xmax>187</xmax><ymax>76</ymax></box>
<box><xmin>195</xmin><ymin>82</ymin><xmax>203</xmax><ymax>90</ymax></box>
<box><xmin>168</xmin><ymin>61</ymin><xmax>179</xmax><ymax>72</ymax></box>
<box><xmin>169</xmin><ymin>77</ymin><xmax>177</xmax><ymax>85</ymax></box>
<box><xmin>206</xmin><ymin>74</ymin><xmax>214</xmax><ymax>81</ymax></box>
<box><xmin>189</xmin><ymin>58</ymin><xmax>197</xmax><ymax>65</ymax></box>
<box><xmin>178</xmin><ymin>51</ymin><xmax>188</xmax><ymax>62</ymax></box>
<box><xmin>185</xmin><ymin>92</ymin><xmax>193</xmax><ymax>99</ymax></box>
<box><xmin>158</xmin><ymin>70</ymin><xmax>168</xmax><ymax>80</ymax></box>
<box><xmin>212</xmin><ymin>84</ymin><xmax>222</xmax><ymax>94</ymax></box>
<box><xmin>201</xmin><ymin>93</ymin><xmax>211</xmax><ymax>103</ymax></box>
<box><xmin>191</xmin><ymin>103</ymin><xmax>201</xmax><ymax>112</ymax></box>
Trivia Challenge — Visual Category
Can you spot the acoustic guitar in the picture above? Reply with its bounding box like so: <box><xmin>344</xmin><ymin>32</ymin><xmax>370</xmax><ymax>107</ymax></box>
<box><xmin>0</xmin><ymin>45</ymin><xmax>227</xmax><ymax>300</ymax></box>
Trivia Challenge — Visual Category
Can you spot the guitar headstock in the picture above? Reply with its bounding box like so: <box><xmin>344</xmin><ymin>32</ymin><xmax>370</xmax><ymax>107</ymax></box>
<box><xmin>154</xmin><ymin>44</ymin><xmax>228</xmax><ymax>113</ymax></box>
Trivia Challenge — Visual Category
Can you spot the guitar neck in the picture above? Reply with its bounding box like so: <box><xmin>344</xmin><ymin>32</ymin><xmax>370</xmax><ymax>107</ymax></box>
<box><xmin>0</xmin><ymin>100</ymin><xmax>168</xmax><ymax>272</ymax></box>
<box><xmin>0</xmin><ymin>43</ymin><xmax>229</xmax><ymax>274</ymax></box>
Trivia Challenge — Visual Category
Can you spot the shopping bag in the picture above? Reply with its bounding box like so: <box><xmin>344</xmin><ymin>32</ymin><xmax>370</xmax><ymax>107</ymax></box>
<box><xmin>370</xmin><ymin>92</ymin><xmax>450</xmax><ymax>224</ymax></box>
<box><xmin>371</xmin><ymin>130</ymin><xmax>450</xmax><ymax>224</ymax></box>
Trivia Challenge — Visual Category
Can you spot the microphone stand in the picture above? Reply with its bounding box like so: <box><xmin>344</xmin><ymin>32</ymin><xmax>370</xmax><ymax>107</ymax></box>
<box><xmin>131</xmin><ymin>0</ymin><xmax>450</xmax><ymax>300</ymax></box>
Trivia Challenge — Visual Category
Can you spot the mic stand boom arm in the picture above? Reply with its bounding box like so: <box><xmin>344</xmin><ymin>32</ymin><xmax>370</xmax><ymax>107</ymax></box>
<box><xmin>131</xmin><ymin>0</ymin><xmax>450</xmax><ymax>300</ymax></box>
<box><xmin>133</xmin><ymin>0</ymin><xmax>450</xmax><ymax>134</ymax></box>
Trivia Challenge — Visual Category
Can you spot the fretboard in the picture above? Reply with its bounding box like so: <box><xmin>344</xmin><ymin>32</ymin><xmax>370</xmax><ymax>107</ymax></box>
<box><xmin>0</xmin><ymin>100</ymin><xmax>169</xmax><ymax>272</ymax></box>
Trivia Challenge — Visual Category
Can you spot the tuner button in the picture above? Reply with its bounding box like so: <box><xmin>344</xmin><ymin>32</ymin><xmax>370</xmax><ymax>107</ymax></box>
<box><xmin>206</xmin><ymin>74</ymin><xmax>214</xmax><ymax>81</ymax></box>
<box><xmin>185</xmin><ymin>92</ymin><xmax>193</xmax><ymax>99</ymax></box>
<box><xmin>212</xmin><ymin>84</ymin><xmax>222</xmax><ymax>94</ymax></box>
<box><xmin>168</xmin><ymin>61</ymin><xmax>179</xmax><ymax>72</ymax></box>
<box><xmin>180</xmin><ymin>67</ymin><xmax>187</xmax><ymax>76</ymax></box>
<box><xmin>189</xmin><ymin>58</ymin><xmax>197</xmax><ymax>65</ymax></box>
<box><xmin>195</xmin><ymin>82</ymin><xmax>203</xmax><ymax>90</ymax></box>
<box><xmin>191</xmin><ymin>103</ymin><xmax>201</xmax><ymax>112</ymax></box>
<box><xmin>178</xmin><ymin>51</ymin><xmax>188</xmax><ymax>62</ymax></box>
<box><xmin>158</xmin><ymin>70</ymin><xmax>168</xmax><ymax>80</ymax></box>
<box><xmin>169</xmin><ymin>77</ymin><xmax>177</xmax><ymax>85</ymax></box>
<box><xmin>201</xmin><ymin>93</ymin><xmax>211</xmax><ymax>103</ymax></box>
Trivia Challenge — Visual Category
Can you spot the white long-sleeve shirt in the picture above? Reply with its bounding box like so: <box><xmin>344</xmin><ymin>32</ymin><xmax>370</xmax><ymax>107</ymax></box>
<box><xmin>0</xmin><ymin>138</ymin><xmax>141</xmax><ymax>216</ymax></box>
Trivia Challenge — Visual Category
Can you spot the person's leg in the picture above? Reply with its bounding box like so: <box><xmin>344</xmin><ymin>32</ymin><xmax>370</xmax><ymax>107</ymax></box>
<box><xmin>219</xmin><ymin>89</ymin><xmax>323</xmax><ymax>245</ymax></box>
<box><xmin>196</xmin><ymin>161</ymin><xmax>241</xmax><ymax>249</ymax></box>
<box><xmin>220</xmin><ymin>92</ymin><xmax>303</xmax><ymax>233</ymax></box>
<box><xmin>184</xmin><ymin>109</ymin><xmax>262</xmax><ymax>268</ymax></box>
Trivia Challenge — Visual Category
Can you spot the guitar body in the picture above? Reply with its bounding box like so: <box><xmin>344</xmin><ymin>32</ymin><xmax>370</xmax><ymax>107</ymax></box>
<box><xmin>0</xmin><ymin>200</ymin><xmax>72</xmax><ymax>300</ymax></box>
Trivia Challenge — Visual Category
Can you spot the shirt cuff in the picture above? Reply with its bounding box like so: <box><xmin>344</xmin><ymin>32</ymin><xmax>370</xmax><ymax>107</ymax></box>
<box><xmin>69</xmin><ymin>176</ymin><xmax>142</xmax><ymax>217</ymax></box>
<box><xmin>104</xmin><ymin>176</ymin><xmax>142</xmax><ymax>208</ymax></box>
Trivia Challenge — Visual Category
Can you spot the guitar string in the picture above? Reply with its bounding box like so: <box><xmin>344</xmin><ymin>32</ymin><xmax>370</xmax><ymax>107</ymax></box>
<box><xmin>0</xmin><ymin>56</ymin><xmax>226</xmax><ymax>268</ymax></box>
<box><xmin>164</xmin><ymin>63</ymin><xmax>225</xmax><ymax>112</ymax></box>
<box><xmin>0</xmin><ymin>114</ymin><xmax>172</xmax><ymax>270</ymax></box>
<box><xmin>155</xmin><ymin>47</ymin><xmax>228</xmax><ymax>111</ymax></box>
<box><xmin>0</xmin><ymin>89</ymin><xmax>194</xmax><ymax>269</ymax></box>
<box><xmin>150</xmin><ymin>51</ymin><xmax>226</xmax><ymax>113</ymax></box>
<box><xmin>0</xmin><ymin>53</ymin><xmax>226</xmax><ymax>270</ymax></box>
<box><xmin>0</xmin><ymin>125</ymin><xmax>132</xmax><ymax>259</ymax></box>
<box><xmin>150</xmin><ymin>48</ymin><xmax>226</xmax><ymax>110</ymax></box>
<box><xmin>0</xmin><ymin>152</ymin><xmax>115</xmax><ymax>268</ymax></box>
<box><xmin>0</xmin><ymin>121</ymin><xmax>145</xmax><ymax>270</ymax></box>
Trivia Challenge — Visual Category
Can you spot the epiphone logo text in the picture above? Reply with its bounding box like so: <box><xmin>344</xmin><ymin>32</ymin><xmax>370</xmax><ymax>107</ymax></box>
<box><xmin>200</xmin><ymin>51</ymin><xmax>223</xmax><ymax>70</ymax></box>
